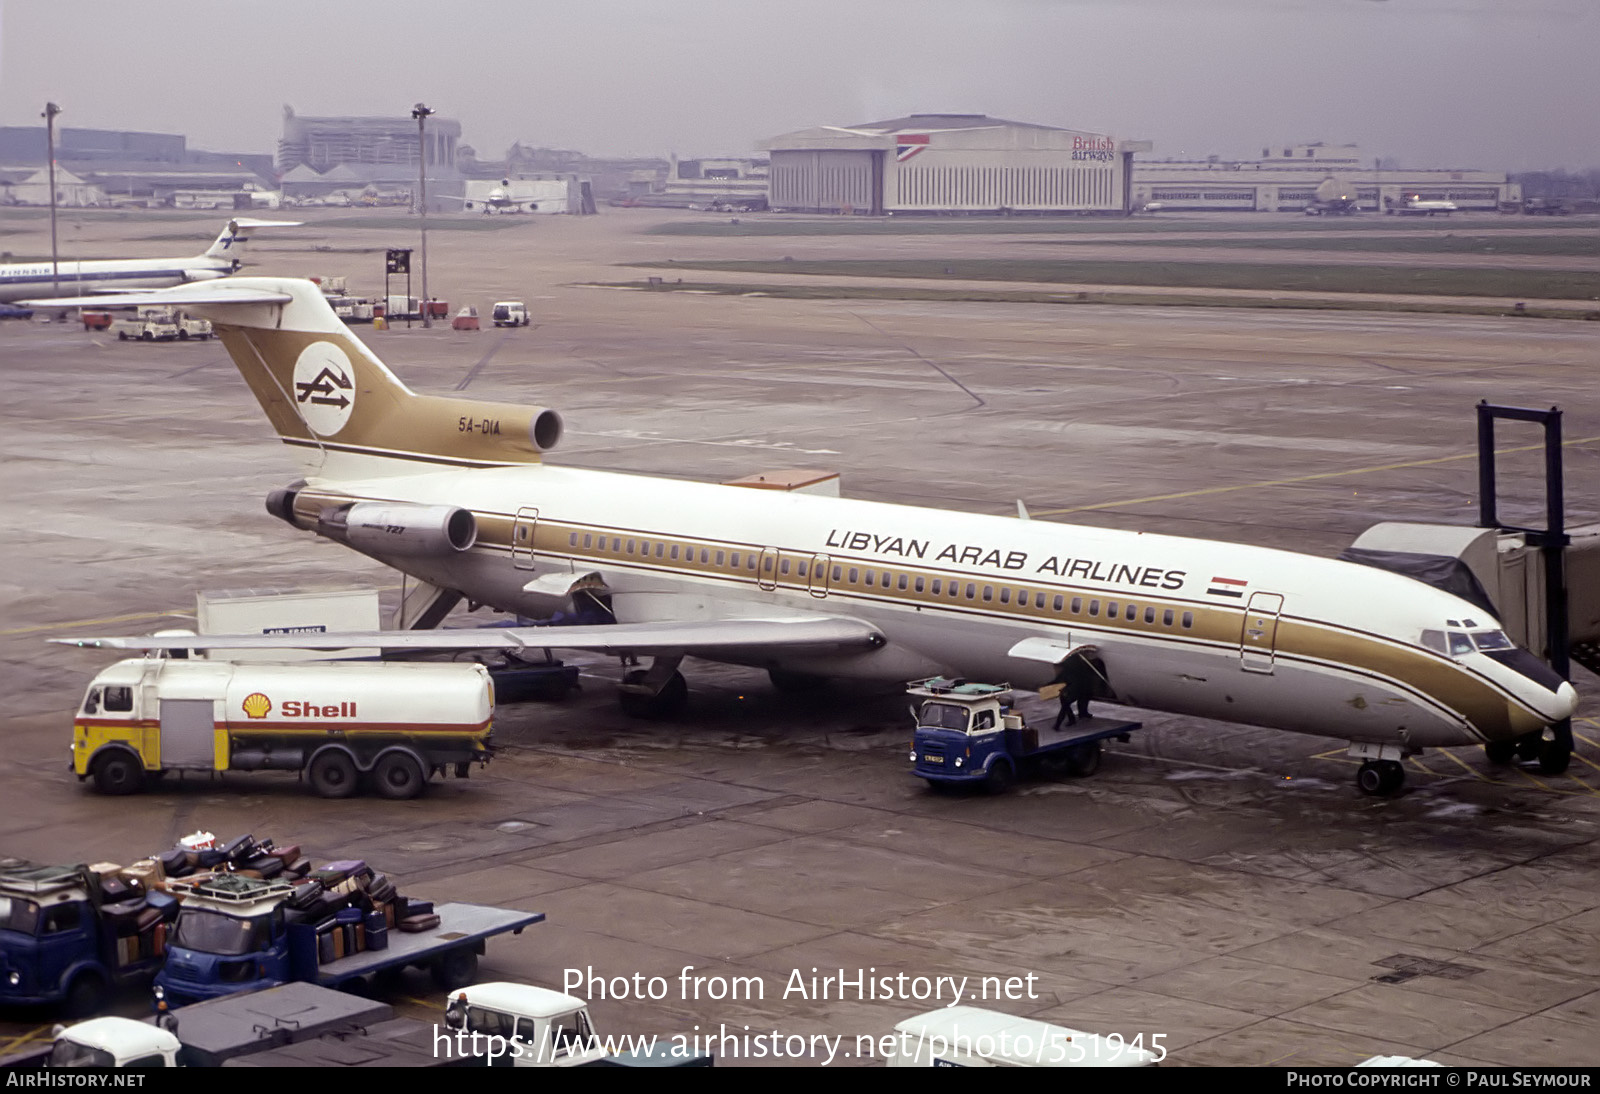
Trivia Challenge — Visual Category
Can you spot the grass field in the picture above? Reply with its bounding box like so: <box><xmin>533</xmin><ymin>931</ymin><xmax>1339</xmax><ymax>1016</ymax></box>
<box><xmin>1033</xmin><ymin>234</ymin><xmax>1600</xmax><ymax>257</ymax></box>
<box><xmin>591</xmin><ymin>279</ymin><xmax>1600</xmax><ymax>320</ymax></box>
<box><xmin>633</xmin><ymin>258</ymin><xmax>1600</xmax><ymax>300</ymax></box>
<box><xmin>647</xmin><ymin>216</ymin><xmax>1600</xmax><ymax>238</ymax></box>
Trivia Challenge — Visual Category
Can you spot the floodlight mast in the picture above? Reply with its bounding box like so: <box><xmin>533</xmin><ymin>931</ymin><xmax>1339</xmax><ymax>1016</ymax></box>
<box><xmin>412</xmin><ymin>102</ymin><xmax>434</xmax><ymax>328</ymax></box>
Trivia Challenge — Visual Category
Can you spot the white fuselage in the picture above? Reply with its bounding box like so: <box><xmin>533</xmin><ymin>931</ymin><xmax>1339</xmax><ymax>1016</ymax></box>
<box><xmin>301</xmin><ymin>460</ymin><xmax>1574</xmax><ymax>752</ymax></box>
<box><xmin>0</xmin><ymin>255</ymin><xmax>229</xmax><ymax>303</ymax></box>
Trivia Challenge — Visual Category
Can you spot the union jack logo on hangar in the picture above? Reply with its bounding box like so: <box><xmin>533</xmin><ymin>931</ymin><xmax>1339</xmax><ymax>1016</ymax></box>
<box><xmin>896</xmin><ymin>134</ymin><xmax>930</xmax><ymax>162</ymax></box>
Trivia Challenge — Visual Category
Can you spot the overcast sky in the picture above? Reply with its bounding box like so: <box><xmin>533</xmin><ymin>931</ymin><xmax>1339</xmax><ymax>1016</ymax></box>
<box><xmin>2</xmin><ymin>0</ymin><xmax>1595</xmax><ymax>171</ymax></box>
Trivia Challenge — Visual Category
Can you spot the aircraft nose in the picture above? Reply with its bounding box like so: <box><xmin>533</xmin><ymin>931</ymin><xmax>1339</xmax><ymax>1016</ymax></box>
<box><xmin>1553</xmin><ymin>680</ymin><xmax>1579</xmax><ymax>722</ymax></box>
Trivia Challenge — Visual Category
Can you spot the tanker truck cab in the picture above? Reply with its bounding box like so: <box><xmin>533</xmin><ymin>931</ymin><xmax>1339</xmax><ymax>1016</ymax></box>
<box><xmin>72</xmin><ymin>656</ymin><xmax>494</xmax><ymax>799</ymax></box>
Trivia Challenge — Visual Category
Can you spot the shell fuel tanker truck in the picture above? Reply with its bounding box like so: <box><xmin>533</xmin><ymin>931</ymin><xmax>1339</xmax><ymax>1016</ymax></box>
<box><xmin>73</xmin><ymin>656</ymin><xmax>494</xmax><ymax>799</ymax></box>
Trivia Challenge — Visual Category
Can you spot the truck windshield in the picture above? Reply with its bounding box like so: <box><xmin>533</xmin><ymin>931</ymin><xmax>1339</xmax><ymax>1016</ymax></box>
<box><xmin>50</xmin><ymin>1040</ymin><xmax>116</xmax><ymax>1068</ymax></box>
<box><xmin>171</xmin><ymin>909</ymin><xmax>272</xmax><ymax>956</ymax></box>
<box><xmin>0</xmin><ymin>896</ymin><xmax>41</xmax><ymax>934</ymax></box>
<box><xmin>919</xmin><ymin>702</ymin><xmax>969</xmax><ymax>731</ymax></box>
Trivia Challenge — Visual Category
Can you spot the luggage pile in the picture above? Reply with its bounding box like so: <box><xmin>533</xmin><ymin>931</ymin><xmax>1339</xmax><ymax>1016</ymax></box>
<box><xmin>284</xmin><ymin>860</ymin><xmax>395</xmax><ymax>961</ymax></box>
<box><xmin>5</xmin><ymin>832</ymin><xmax>446</xmax><ymax>976</ymax></box>
<box><xmin>158</xmin><ymin>839</ymin><xmax>438</xmax><ymax>969</ymax></box>
<box><xmin>149</xmin><ymin>832</ymin><xmax>311</xmax><ymax>883</ymax></box>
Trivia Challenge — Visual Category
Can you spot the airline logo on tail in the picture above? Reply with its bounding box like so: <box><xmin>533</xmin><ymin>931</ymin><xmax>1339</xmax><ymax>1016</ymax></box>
<box><xmin>293</xmin><ymin>342</ymin><xmax>356</xmax><ymax>435</ymax></box>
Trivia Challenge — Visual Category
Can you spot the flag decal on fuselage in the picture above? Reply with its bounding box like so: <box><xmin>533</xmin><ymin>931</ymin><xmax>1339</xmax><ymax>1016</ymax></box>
<box><xmin>1208</xmin><ymin>576</ymin><xmax>1248</xmax><ymax>598</ymax></box>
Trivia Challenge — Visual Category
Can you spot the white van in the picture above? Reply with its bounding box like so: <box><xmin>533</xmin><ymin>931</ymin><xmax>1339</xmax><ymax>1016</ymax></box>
<box><xmin>887</xmin><ymin>1006</ymin><xmax>1162</xmax><ymax>1067</ymax></box>
<box><xmin>491</xmin><ymin>301</ymin><xmax>530</xmax><ymax>327</ymax></box>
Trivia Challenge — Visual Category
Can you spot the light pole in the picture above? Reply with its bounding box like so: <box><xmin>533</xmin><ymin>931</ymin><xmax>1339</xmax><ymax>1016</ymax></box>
<box><xmin>412</xmin><ymin>103</ymin><xmax>434</xmax><ymax>328</ymax></box>
<box><xmin>43</xmin><ymin>102</ymin><xmax>61</xmax><ymax>297</ymax></box>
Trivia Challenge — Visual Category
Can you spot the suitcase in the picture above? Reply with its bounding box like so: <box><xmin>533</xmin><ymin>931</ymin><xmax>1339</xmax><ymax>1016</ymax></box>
<box><xmin>398</xmin><ymin>914</ymin><xmax>440</xmax><ymax>933</ymax></box>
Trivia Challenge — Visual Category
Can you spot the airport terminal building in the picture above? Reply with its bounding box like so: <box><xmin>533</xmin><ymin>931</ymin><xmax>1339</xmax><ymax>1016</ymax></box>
<box><xmin>1132</xmin><ymin>143</ymin><xmax>1519</xmax><ymax>213</ymax></box>
<box><xmin>761</xmin><ymin>114</ymin><xmax>1150</xmax><ymax>215</ymax></box>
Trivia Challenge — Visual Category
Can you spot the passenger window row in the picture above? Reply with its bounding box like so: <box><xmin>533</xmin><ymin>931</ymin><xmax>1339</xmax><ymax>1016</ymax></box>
<box><xmin>562</xmin><ymin>526</ymin><xmax>1200</xmax><ymax>630</ymax></box>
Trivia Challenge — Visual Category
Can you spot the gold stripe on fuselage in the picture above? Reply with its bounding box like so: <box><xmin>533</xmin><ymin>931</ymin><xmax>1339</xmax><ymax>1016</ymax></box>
<box><xmin>290</xmin><ymin>486</ymin><xmax>1532</xmax><ymax>739</ymax></box>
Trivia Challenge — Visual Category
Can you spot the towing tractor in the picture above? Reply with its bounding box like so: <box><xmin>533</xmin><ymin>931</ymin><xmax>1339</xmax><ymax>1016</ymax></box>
<box><xmin>908</xmin><ymin>677</ymin><xmax>1140</xmax><ymax>793</ymax></box>
<box><xmin>72</xmin><ymin>655</ymin><xmax>494</xmax><ymax>799</ymax></box>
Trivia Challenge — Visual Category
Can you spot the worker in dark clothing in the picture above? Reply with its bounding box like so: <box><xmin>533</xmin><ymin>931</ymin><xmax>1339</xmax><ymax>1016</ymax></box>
<box><xmin>1050</xmin><ymin>653</ymin><xmax>1095</xmax><ymax>730</ymax></box>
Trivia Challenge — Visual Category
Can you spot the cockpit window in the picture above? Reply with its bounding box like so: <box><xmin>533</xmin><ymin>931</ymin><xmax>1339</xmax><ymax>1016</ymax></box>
<box><xmin>1420</xmin><ymin>630</ymin><xmax>1448</xmax><ymax>654</ymax></box>
<box><xmin>1471</xmin><ymin>630</ymin><xmax>1514</xmax><ymax>652</ymax></box>
<box><xmin>1448</xmin><ymin>632</ymin><xmax>1474</xmax><ymax>656</ymax></box>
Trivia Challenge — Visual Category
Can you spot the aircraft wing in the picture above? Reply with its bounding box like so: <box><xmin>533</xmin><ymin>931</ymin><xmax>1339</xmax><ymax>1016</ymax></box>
<box><xmin>52</xmin><ymin>616</ymin><xmax>885</xmax><ymax>657</ymax></box>
<box><xmin>21</xmin><ymin>284</ymin><xmax>294</xmax><ymax>309</ymax></box>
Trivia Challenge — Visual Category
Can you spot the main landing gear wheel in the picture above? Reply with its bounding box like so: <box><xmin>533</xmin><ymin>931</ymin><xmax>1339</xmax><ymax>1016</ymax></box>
<box><xmin>618</xmin><ymin>670</ymin><xmax>688</xmax><ymax>719</ymax></box>
<box><xmin>1514</xmin><ymin>732</ymin><xmax>1544</xmax><ymax>761</ymax></box>
<box><xmin>1356</xmin><ymin>759</ymin><xmax>1406</xmax><ymax>796</ymax></box>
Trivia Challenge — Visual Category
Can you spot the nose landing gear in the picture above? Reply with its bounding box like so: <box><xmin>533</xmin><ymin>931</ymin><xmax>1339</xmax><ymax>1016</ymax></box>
<box><xmin>1484</xmin><ymin>731</ymin><xmax>1572</xmax><ymax>775</ymax></box>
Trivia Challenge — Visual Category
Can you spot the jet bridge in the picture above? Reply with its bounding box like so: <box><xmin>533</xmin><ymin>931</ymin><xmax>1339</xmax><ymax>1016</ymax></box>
<box><xmin>1342</xmin><ymin>403</ymin><xmax>1594</xmax><ymax>774</ymax></box>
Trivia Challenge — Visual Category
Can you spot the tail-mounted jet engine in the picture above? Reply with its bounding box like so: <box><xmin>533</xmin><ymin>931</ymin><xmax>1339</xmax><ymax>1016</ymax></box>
<box><xmin>314</xmin><ymin>502</ymin><xmax>478</xmax><ymax>556</ymax></box>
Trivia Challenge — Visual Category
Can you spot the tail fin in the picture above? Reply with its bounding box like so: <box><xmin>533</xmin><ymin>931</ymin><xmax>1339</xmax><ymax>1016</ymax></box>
<box><xmin>169</xmin><ymin>277</ymin><xmax>563</xmax><ymax>479</ymax></box>
<box><xmin>199</xmin><ymin>218</ymin><xmax>303</xmax><ymax>266</ymax></box>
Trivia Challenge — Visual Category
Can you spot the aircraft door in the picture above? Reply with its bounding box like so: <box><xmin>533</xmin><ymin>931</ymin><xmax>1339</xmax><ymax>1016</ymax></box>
<box><xmin>758</xmin><ymin>548</ymin><xmax>780</xmax><ymax>591</ymax></box>
<box><xmin>511</xmin><ymin>507</ymin><xmax>539</xmax><ymax>570</ymax></box>
<box><xmin>160</xmin><ymin>698</ymin><xmax>216</xmax><ymax>769</ymax></box>
<box><xmin>1239</xmin><ymin>591</ymin><xmax>1284</xmax><ymax>673</ymax></box>
<box><xmin>809</xmin><ymin>554</ymin><xmax>831</xmax><ymax>598</ymax></box>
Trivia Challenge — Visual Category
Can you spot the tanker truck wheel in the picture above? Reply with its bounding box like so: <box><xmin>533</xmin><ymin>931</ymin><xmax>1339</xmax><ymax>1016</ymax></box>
<box><xmin>308</xmin><ymin>749</ymin><xmax>359</xmax><ymax>799</ymax></box>
<box><xmin>372</xmin><ymin>751</ymin><xmax>426</xmax><ymax>800</ymax></box>
<box><xmin>91</xmin><ymin>749</ymin><xmax>145</xmax><ymax>795</ymax></box>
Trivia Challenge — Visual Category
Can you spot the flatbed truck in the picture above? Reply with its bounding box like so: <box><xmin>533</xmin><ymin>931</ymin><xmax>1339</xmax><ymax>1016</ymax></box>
<box><xmin>153</xmin><ymin>872</ymin><xmax>543</xmax><ymax>1005</ymax></box>
<box><xmin>0</xmin><ymin>862</ymin><xmax>179</xmax><ymax>1015</ymax></box>
<box><xmin>908</xmin><ymin>677</ymin><xmax>1140</xmax><ymax>793</ymax></box>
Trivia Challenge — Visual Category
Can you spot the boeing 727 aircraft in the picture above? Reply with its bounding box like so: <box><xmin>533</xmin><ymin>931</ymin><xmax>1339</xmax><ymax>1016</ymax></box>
<box><xmin>36</xmin><ymin>278</ymin><xmax>1578</xmax><ymax>796</ymax></box>
<box><xmin>0</xmin><ymin>218</ymin><xmax>299</xmax><ymax>302</ymax></box>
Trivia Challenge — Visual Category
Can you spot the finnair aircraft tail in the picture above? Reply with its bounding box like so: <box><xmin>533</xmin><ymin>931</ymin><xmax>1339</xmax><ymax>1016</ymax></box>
<box><xmin>0</xmin><ymin>218</ymin><xmax>299</xmax><ymax>302</ymax></box>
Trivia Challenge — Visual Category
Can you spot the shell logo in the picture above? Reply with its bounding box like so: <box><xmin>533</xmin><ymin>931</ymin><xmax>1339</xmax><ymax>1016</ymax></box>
<box><xmin>242</xmin><ymin>692</ymin><xmax>272</xmax><ymax>719</ymax></box>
